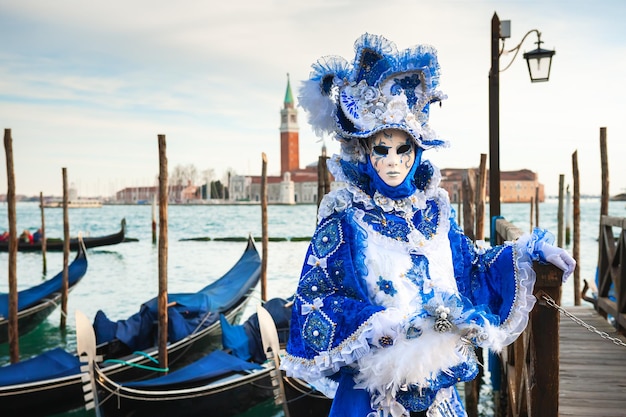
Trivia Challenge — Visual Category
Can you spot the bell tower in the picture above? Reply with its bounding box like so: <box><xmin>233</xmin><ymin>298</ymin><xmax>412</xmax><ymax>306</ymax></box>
<box><xmin>280</xmin><ymin>74</ymin><xmax>299</xmax><ymax>175</ymax></box>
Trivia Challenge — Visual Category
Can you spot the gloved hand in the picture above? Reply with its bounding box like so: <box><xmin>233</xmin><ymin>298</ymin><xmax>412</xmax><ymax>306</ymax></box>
<box><xmin>535</xmin><ymin>242</ymin><xmax>576</xmax><ymax>282</ymax></box>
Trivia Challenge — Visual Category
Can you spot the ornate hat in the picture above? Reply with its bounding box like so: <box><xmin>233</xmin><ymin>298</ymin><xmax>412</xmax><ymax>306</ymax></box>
<box><xmin>299</xmin><ymin>33</ymin><xmax>448</xmax><ymax>152</ymax></box>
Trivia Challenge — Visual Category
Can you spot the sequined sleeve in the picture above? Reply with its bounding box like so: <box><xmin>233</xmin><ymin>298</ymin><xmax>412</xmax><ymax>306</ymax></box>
<box><xmin>448</xmin><ymin>217</ymin><xmax>537</xmax><ymax>349</ymax></box>
<box><xmin>282</xmin><ymin>212</ymin><xmax>386</xmax><ymax>386</ymax></box>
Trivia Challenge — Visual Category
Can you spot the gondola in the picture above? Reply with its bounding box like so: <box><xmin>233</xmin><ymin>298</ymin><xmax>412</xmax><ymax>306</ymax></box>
<box><xmin>0</xmin><ymin>218</ymin><xmax>129</xmax><ymax>252</ymax></box>
<box><xmin>79</xmin><ymin>299</ymin><xmax>292</xmax><ymax>417</ymax></box>
<box><xmin>281</xmin><ymin>371</ymin><xmax>333</xmax><ymax>416</ymax></box>
<box><xmin>0</xmin><ymin>237</ymin><xmax>88</xmax><ymax>343</ymax></box>
<box><xmin>258</xmin><ymin>298</ymin><xmax>334</xmax><ymax>417</ymax></box>
<box><xmin>0</xmin><ymin>236</ymin><xmax>261</xmax><ymax>417</ymax></box>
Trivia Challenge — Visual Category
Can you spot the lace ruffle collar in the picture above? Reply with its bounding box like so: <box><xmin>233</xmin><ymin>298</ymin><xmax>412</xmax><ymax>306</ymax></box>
<box><xmin>321</xmin><ymin>154</ymin><xmax>442</xmax><ymax>219</ymax></box>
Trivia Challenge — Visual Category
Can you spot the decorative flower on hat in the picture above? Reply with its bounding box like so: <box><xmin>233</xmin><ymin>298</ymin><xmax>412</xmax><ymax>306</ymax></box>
<box><xmin>298</xmin><ymin>33</ymin><xmax>449</xmax><ymax>161</ymax></box>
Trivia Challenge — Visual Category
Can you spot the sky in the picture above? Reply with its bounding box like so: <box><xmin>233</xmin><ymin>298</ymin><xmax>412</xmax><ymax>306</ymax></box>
<box><xmin>1</xmin><ymin>0</ymin><xmax>625</xmax><ymax>198</ymax></box>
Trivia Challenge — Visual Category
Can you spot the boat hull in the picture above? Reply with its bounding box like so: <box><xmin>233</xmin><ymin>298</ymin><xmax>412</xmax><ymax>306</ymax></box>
<box><xmin>0</xmin><ymin>218</ymin><xmax>127</xmax><ymax>252</ymax></box>
<box><xmin>0</xmin><ymin>293</ymin><xmax>69</xmax><ymax>344</ymax></box>
<box><xmin>0</xmin><ymin>299</ymin><xmax>249</xmax><ymax>416</ymax></box>
<box><xmin>283</xmin><ymin>371</ymin><xmax>333</xmax><ymax>416</ymax></box>
<box><xmin>0</xmin><ymin>236</ymin><xmax>260</xmax><ymax>416</ymax></box>
<box><xmin>97</xmin><ymin>363</ymin><xmax>274</xmax><ymax>417</ymax></box>
<box><xmin>0</xmin><ymin>240</ymin><xmax>88</xmax><ymax>343</ymax></box>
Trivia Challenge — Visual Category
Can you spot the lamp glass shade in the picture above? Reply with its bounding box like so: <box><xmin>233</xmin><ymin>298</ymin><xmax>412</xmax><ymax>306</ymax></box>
<box><xmin>523</xmin><ymin>47</ymin><xmax>555</xmax><ymax>82</ymax></box>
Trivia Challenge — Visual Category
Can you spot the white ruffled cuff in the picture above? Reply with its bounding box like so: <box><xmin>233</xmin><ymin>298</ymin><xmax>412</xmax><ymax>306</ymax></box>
<box><xmin>280</xmin><ymin>308</ymin><xmax>404</xmax><ymax>387</ymax></box>
<box><xmin>493</xmin><ymin>235</ymin><xmax>538</xmax><ymax>348</ymax></box>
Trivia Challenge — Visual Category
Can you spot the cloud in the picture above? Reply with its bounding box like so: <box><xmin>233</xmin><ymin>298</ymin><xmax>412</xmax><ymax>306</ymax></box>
<box><xmin>1</xmin><ymin>0</ymin><xmax>625</xmax><ymax>197</ymax></box>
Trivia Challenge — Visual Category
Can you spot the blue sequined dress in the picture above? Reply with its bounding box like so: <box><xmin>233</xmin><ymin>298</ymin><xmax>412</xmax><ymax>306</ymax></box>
<box><xmin>282</xmin><ymin>155</ymin><xmax>547</xmax><ymax>417</ymax></box>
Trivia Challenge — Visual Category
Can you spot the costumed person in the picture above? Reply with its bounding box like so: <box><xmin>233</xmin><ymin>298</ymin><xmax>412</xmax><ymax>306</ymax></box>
<box><xmin>281</xmin><ymin>33</ymin><xmax>575</xmax><ymax>417</ymax></box>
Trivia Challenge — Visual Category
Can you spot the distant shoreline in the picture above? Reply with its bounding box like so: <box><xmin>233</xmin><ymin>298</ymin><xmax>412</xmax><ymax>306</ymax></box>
<box><xmin>2</xmin><ymin>195</ymin><xmax>608</xmax><ymax>205</ymax></box>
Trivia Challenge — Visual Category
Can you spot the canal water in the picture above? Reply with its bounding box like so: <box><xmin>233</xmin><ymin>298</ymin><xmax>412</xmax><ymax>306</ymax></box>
<box><xmin>0</xmin><ymin>198</ymin><xmax>622</xmax><ymax>416</ymax></box>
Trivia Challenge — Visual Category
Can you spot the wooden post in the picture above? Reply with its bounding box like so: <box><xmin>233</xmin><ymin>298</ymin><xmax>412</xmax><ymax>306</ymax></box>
<box><xmin>317</xmin><ymin>155</ymin><xmax>325</xmax><ymax>209</ymax></box>
<box><xmin>324</xmin><ymin>161</ymin><xmax>331</xmax><ymax>196</ymax></box>
<box><xmin>468</xmin><ymin>156</ymin><xmax>487</xmax><ymax>417</ymax></box>
<box><xmin>495</xmin><ymin>219</ymin><xmax>563</xmax><ymax>417</ymax></box>
<box><xmin>39</xmin><ymin>192</ymin><xmax>47</xmax><ymax>275</ymax></box>
<box><xmin>157</xmin><ymin>134</ymin><xmax>169</xmax><ymax>371</ymax></box>
<box><xmin>529</xmin><ymin>264</ymin><xmax>562</xmax><ymax>417</ymax></box>
<box><xmin>557</xmin><ymin>175</ymin><xmax>564</xmax><ymax>248</ymax></box>
<box><xmin>474</xmin><ymin>154</ymin><xmax>487</xmax><ymax>241</ymax></box>
<box><xmin>565</xmin><ymin>185</ymin><xmax>571</xmax><ymax>246</ymax></box>
<box><xmin>599</xmin><ymin>127</ymin><xmax>609</xmax><ymax>218</ymax></box>
<box><xmin>572</xmin><ymin>151</ymin><xmax>581</xmax><ymax>306</ymax></box>
<box><xmin>597</xmin><ymin>127</ymin><xmax>608</xmax><ymax>309</ymax></box>
<box><xmin>261</xmin><ymin>153</ymin><xmax>268</xmax><ymax>302</ymax></box>
<box><xmin>530</xmin><ymin>197</ymin><xmax>534</xmax><ymax>232</ymax></box>
<box><xmin>60</xmin><ymin>168</ymin><xmax>70</xmax><ymax>329</ymax></box>
<box><xmin>534</xmin><ymin>186</ymin><xmax>540</xmax><ymax>228</ymax></box>
<box><xmin>152</xmin><ymin>194</ymin><xmax>157</xmax><ymax>245</ymax></box>
<box><xmin>317</xmin><ymin>147</ymin><xmax>330</xmax><ymax>209</ymax></box>
<box><xmin>4</xmin><ymin>129</ymin><xmax>19</xmax><ymax>363</ymax></box>
<box><xmin>462</xmin><ymin>170</ymin><xmax>475</xmax><ymax>241</ymax></box>
<box><xmin>457</xmin><ymin>190</ymin><xmax>462</xmax><ymax>226</ymax></box>
<box><xmin>462</xmin><ymin>169</ymin><xmax>479</xmax><ymax>417</ymax></box>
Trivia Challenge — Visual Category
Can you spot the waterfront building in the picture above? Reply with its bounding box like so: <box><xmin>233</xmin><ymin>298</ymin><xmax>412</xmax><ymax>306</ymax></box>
<box><xmin>115</xmin><ymin>184</ymin><xmax>190</xmax><ymax>204</ymax></box>
<box><xmin>440</xmin><ymin>168</ymin><xmax>544</xmax><ymax>204</ymax></box>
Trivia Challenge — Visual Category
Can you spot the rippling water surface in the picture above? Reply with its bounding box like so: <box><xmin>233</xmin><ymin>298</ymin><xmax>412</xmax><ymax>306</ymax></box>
<box><xmin>0</xmin><ymin>199</ymin><xmax>622</xmax><ymax>416</ymax></box>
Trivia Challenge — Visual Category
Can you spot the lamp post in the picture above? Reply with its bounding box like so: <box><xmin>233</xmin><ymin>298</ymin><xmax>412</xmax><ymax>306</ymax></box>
<box><xmin>489</xmin><ymin>12</ymin><xmax>555</xmax><ymax>242</ymax></box>
<box><xmin>488</xmin><ymin>17</ymin><xmax>555</xmax><ymax>409</ymax></box>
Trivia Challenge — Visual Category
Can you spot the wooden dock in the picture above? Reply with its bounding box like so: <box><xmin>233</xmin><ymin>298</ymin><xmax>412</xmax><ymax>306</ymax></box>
<box><xmin>559</xmin><ymin>305</ymin><xmax>626</xmax><ymax>417</ymax></box>
<box><xmin>494</xmin><ymin>216</ymin><xmax>626</xmax><ymax>417</ymax></box>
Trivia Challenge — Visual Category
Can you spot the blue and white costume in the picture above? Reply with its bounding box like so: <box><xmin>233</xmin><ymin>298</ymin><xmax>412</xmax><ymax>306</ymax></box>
<box><xmin>281</xmin><ymin>34</ymin><xmax>574</xmax><ymax>417</ymax></box>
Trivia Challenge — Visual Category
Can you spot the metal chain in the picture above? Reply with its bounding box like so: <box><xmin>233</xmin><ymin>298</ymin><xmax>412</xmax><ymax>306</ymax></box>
<box><xmin>541</xmin><ymin>294</ymin><xmax>626</xmax><ymax>348</ymax></box>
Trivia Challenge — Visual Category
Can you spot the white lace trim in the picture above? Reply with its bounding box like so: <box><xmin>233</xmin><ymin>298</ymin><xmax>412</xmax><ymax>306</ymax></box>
<box><xmin>427</xmin><ymin>387</ymin><xmax>467</xmax><ymax>417</ymax></box>
<box><xmin>319</xmin><ymin>154</ymin><xmax>443</xmax><ymax>223</ymax></box>
<box><xmin>280</xmin><ymin>309</ymin><xmax>401</xmax><ymax>394</ymax></box>
<box><xmin>299</xmin><ymin>376</ymin><xmax>338</xmax><ymax>400</ymax></box>
<box><xmin>492</xmin><ymin>236</ymin><xmax>538</xmax><ymax>349</ymax></box>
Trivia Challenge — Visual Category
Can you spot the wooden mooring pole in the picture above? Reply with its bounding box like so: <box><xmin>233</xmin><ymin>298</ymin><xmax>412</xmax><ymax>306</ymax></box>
<box><xmin>317</xmin><ymin>155</ymin><xmax>325</xmax><ymax>209</ymax></box>
<box><xmin>60</xmin><ymin>168</ymin><xmax>70</xmax><ymax>329</ymax></box>
<box><xmin>599</xmin><ymin>127</ymin><xmax>609</xmax><ymax>219</ymax></box>
<box><xmin>534</xmin><ymin>186</ymin><xmax>539</xmax><ymax>228</ymax></box>
<box><xmin>157</xmin><ymin>134</ymin><xmax>169</xmax><ymax>371</ymax></box>
<box><xmin>495</xmin><ymin>219</ymin><xmax>563</xmax><ymax>417</ymax></box>
<box><xmin>530</xmin><ymin>197</ymin><xmax>534</xmax><ymax>232</ymax></box>
<box><xmin>462</xmin><ymin>169</ymin><xmax>475</xmax><ymax>241</ymax></box>
<box><xmin>261</xmin><ymin>153</ymin><xmax>268</xmax><ymax>302</ymax></box>
<box><xmin>4</xmin><ymin>129</ymin><xmax>19</xmax><ymax>363</ymax></box>
<box><xmin>474</xmin><ymin>154</ymin><xmax>487</xmax><ymax>240</ymax></box>
<box><xmin>557</xmin><ymin>174</ymin><xmax>564</xmax><ymax>248</ymax></box>
<box><xmin>152</xmin><ymin>194</ymin><xmax>157</xmax><ymax>245</ymax></box>
<box><xmin>572</xmin><ymin>151</ymin><xmax>581</xmax><ymax>306</ymax></box>
<box><xmin>596</xmin><ymin>127</ymin><xmax>609</xmax><ymax>310</ymax></box>
<box><xmin>465</xmin><ymin>157</ymin><xmax>487</xmax><ymax>417</ymax></box>
<box><xmin>565</xmin><ymin>185</ymin><xmax>571</xmax><ymax>246</ymax></box>
<box><xmin>39</xmin><ymin>191</ymin><xmax>47</xmax><ymax>275</ymax></box>
<box><xmin>316</xmin><ymin>147</ymin><xmax>330</xmax><ymax>209</ymax></box>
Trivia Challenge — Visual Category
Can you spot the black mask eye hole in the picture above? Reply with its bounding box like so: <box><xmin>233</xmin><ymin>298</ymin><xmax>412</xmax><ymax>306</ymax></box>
<box><xmin>373</xmin><ymin>145</ymin><xmax>389</xmax><ymax>156</ymax></box>
<box><xmin>397</xmin><ymin>144</ymin><xmax>412</xmax><ymax>154</ymax></box>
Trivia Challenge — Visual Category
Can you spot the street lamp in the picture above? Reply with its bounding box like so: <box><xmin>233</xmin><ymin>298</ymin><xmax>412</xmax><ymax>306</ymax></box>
<box><xmin>488</xmin><ymin>12</ymin><xmax>555</xmax><ymax>241</ymax></box>
<box><xmin>524</xmin><ymin>34</ymin><xmax>556</xmax><ymax>82</ymax></box>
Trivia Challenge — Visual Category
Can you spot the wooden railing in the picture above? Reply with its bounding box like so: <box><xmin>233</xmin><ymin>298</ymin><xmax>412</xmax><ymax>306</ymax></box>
<box><xmin>595</xmin><ymin>215</ymin><xmax>626</xmax><ymax>334</ymax></box>
<box><xmin>494</xmin><ymin>218</ymin><xmax>563</xmax><ymax>417</ymax></box>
